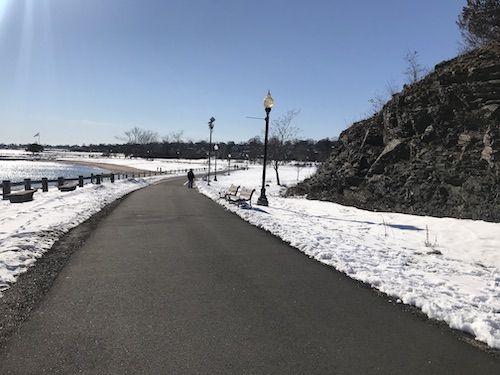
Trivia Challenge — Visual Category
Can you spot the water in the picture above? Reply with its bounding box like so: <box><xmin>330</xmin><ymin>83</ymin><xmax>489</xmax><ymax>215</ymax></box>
<box><xmin>0</xmin><ymin>160</ymin><xmax>110</xmax><ymax>183</ymax></box>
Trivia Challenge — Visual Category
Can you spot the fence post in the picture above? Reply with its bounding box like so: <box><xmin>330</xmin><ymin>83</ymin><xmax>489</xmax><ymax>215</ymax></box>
<box><xmin>42</xmin><ymin>178</ymin><xmax>48</xmax><ymax>192</ymax></box>
<box><xmin>91</xmin><ymin>173</ymin><xmax>94</xmax><ymax>184</ymax></box>
<box><xmin>110</xmin><ymin>173</ymin><xmax>115</xmax><ymax>183</ymax></box>
<box><xmin>58</xmin><ymin>177</ymin><xmax>64</xmax><ymax>187</ymax></box>
<box><xmin>79</xmin><ymin>176</ymin><xmax>84</xmax><ymax>187</ymax></box>
<box><xmin>2</xmin><ymin>180</ymin><xmax>11</xmax><ymax>199</ymax></box>
<box><xmin>24</xmin><ymin>178</ymin><xmax>32</xmax><ymax>190</ymax></box>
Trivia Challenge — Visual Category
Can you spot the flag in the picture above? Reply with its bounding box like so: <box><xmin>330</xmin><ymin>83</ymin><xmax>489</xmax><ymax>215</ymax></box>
<box><xmin>34</xmin><ymin>133</ymin><xmax>39</xmax><ymax>137</ymax></box>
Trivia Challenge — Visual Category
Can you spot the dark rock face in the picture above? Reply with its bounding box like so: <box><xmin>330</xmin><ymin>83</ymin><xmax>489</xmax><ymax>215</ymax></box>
<box><xmin>291</xmin><ymin>45</ymin><xmax>500</xmax><ymax>222</ymax></box>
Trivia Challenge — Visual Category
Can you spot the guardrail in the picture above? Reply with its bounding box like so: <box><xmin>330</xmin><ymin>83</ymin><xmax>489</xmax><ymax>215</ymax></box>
<box><xmin>1</xmin><ymin>167</ymin><xmax>208</xmax><ymax>200</ymax></box>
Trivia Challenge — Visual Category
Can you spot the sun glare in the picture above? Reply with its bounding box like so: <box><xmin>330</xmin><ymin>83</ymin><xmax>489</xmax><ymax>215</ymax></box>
<box><xmin>0</xmin><ymin>0</ymin><xmax>12</xmax><ymax>26</ymax></box>
<box><xmin>1</xmin><ymin>0</ymin><xmax>57</xmax><ymax>112</ymax></box>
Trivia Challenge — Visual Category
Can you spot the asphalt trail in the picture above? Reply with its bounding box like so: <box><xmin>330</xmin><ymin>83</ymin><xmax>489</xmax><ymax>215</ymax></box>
<box><xmin>0</xmin><ymin>177</ymin><xmax>499</xmax><ymax>374</ymax></box>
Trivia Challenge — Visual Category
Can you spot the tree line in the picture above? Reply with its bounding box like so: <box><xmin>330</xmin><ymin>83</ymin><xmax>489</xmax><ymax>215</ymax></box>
<box><xmin>110</xmin><ymin>135</ymin><xmax>336</xmax><ymax>164</ymax></box>
<box><xmin>105</xmin><ymin>110</ymin><xmax>336</xmax><ymax>187</ymax></box>
<box><xmin>2</xmin><ymin>107</ymin><xmax>336</xmax><ymax>170</ymax></box>
<box><xmin>1</xmin><ymin>137</ymin><xmax>336</xmax><ymax>164</ymax></box>
<box><xmin>108</xmin><ymin>118</ymin><xmax>335</xmax><ymax>164</ymax></box>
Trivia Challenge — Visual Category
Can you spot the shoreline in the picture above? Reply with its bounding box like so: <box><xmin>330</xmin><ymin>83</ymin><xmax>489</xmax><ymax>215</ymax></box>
<box><xmin>54</xmin><ymin>160</ymin><xmax>151</xmax><ymax>175</ymax></box>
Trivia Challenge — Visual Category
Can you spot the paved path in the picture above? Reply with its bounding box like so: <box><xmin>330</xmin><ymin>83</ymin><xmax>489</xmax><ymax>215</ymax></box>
<box><xmin>1</xmin><ymin>177</ymin><xmax>499</xmax><ymax>374</ymax></box>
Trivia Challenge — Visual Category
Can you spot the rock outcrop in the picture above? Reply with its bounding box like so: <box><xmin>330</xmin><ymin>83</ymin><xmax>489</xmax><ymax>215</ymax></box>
<box><xmin>291</xmin><ymin>45</ymin><xmax>500</xmax><ymax>222</ymax></box>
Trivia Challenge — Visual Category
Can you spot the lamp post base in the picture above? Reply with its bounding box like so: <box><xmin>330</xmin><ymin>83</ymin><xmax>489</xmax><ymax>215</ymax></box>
<box><xmin>257</xmin><ymin>194</ymin><xmax>268</xmax><ymax>206</ymax></box>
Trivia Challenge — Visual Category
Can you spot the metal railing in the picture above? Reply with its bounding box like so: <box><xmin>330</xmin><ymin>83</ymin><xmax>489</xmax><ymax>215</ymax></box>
<box><xmin>1</xmin><ymin>168</ymin><xmax>207</xmax><ymax>199</ymax></box>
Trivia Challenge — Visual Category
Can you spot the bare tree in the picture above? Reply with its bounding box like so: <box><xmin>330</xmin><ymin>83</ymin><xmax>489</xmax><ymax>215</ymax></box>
<box><xmin>386</xmin><ymin>80</ymin><xmax>399</xmax><ymax>96</ymax></box>
<box><xmin>457</xmin><ymin>0</ymin><xmax>500</xmax><ymax>50</ymax></box>
<box><xmin>116</xmin><ymin>126</ymin><xmax>159</xmax><ymax>144</ymax></box>
<box><xmin>368</xmin><ymin>80</ymin><xmax>400</xmax><ymax>115</ymax></box>
<box><xmin>268</xmin><ymin>109</ymin><xmax>301</xmax><ymax>185</ymax></box>
<box><xmin>247</xmin><ymin>136</ymin><xmax>262</xmax><ymax>163</ymax></box>
<box><xmin>369</xmin><ymin>89</ymin><xmax>389</xmax><ymax>115</ymax></box>
<box><xmin>404</xmin><ymin>50</ymin><xmax>428</xmax><ymax>84</ymax></box>
<box><xmin>162</xmin><ymin>130</ymin><xmax>185</xmax><ymax>157</ymax></box>
<box><xmin>163</xmin><ymin>130</ymin><xmax>184</xmax><ymax>144</ymax></box>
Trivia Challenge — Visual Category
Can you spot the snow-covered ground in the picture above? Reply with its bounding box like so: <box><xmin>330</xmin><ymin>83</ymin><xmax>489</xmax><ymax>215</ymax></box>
<box><xmin>1</xmin><ymin>153</ymin><xmax>500</xmax><ymax>350</ymax></box>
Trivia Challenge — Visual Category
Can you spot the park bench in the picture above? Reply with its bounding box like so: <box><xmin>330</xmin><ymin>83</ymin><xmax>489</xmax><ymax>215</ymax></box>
<box><xmin>228</xmin><ymin>187</ymin><xmax>255</xmax><ymax>208</ymax></box>
<box><xmin>6</xmin><ymin>189</ymin><xmax>36</xmax><ymax>203</ymax></box>
<box><xmin>58</xmin><ymin>184</ymin><xmax>78</xmax><ymax>192</ymax></box>
<box><xmin>220</xmin><ymin>184</ymin><xmax>240</xmax><ymax>200</ymax></box>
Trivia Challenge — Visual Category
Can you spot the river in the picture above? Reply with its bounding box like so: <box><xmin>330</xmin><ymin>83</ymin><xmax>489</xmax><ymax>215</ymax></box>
<box><xmin>0</xmin><ymin>160</ymin><xmax>110</xmax><ymax>183</ymax></box>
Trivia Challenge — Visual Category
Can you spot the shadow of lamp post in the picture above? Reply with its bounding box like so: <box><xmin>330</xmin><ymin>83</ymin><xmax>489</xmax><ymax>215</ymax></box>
<box><xmin>207</xmin><ymin>117</ymin><xmax>215</xmax><ymax>185</ymax></box>
<box><xmin>257</xmin><ymin>90</ymin><xmax>274</xmax><ymax>206</ymax></box>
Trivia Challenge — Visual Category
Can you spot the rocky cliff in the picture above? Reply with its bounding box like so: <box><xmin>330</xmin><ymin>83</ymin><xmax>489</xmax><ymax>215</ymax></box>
<box><xmin>291</xmin><ymin>45</ymin><xmax>500</xmax><ymax>222</ymax></box>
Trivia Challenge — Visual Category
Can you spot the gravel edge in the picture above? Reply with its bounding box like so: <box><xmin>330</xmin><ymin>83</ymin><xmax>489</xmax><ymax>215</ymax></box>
<box><xmin>0</xmin><ymin>196</ymin><xmax>125</xmax><ymax>349</ymax></box>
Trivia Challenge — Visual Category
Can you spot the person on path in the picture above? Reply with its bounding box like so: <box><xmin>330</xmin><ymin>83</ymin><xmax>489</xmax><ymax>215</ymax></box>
<box><xmin>187</xmin><ymin>169</ymin><xmax>195</xmax><ymax>188</ymax></box>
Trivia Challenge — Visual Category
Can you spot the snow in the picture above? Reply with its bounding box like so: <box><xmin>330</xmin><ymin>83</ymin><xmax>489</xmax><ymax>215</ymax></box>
<box><xmin>1</xmin><ymin>155</ymin><xmax>500</xmax><ymax>350</ymax></box>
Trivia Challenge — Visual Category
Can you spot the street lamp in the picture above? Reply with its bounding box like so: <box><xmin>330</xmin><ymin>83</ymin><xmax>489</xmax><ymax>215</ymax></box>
<box><xmin>214</xmin><ymin>144</ymin><xmax>219</xmax><ymax>181</ymax></box>
<box><xmin>227</xmin><ymin>154</ymin><xmax>231</xmax><ymax>175</ymax></box>
<box><xmin>207</xmin><ymin>117</ymin><xmax>215</xmax><ymax>185</ymax></box>
<box><xmin>257</xmin><ymin>90</ymin><xmax>274</xmax><ymax>206</ymax></box>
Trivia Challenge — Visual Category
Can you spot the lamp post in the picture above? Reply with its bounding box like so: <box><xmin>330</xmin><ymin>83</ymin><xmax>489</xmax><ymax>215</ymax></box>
<box><xmin>207</xmin><ymin>117</ymin><xmax>215</xmax><ymax>185</ymax></box>
<box><xmin>227</xmin><ymin>154</ymin><xmax>231</xmax><ymax>175</ymax></box>
<box><xmin>214</xmin><ymin>144</ymin><xmax>219</xmax><ymax>181</ymax></box>
<box><xmin>257</xmin><ymin>90</ymin><xmax>274</xmax><ymax>206</ymax></box>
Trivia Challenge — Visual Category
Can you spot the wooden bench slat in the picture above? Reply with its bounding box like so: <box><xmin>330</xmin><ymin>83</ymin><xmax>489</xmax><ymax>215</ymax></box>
<box><xmin>221</xmin><ymin>184</ymin><xmax>240</xmax><ymax>200</ymax></box>
<box><xmin>6</xmin><ymin>189</ymin><xmax>36</xmax><ymax>203</ymax></box>
<box><xmin>227</xmin><ymin>187</ymin><xmax>255</xmax><ymax>207</ymax></box>
<box><xmin>58</xmin><ymin>184</ymin><xmax>78</xmax><ymax>192</ymax></box>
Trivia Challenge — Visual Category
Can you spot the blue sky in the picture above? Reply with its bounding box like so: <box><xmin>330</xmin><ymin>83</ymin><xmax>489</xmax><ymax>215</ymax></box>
<box><xmin>1</xmin><ymin>0</ymin><xmax>465</xmax><ymax>146</ymax></box>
